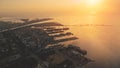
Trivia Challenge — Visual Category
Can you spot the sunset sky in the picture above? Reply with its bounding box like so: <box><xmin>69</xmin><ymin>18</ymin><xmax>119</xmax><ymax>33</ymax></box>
<box><xmin>0</xmin><ymin>0</ymin><xmax>120</xmax><ymax>16</ymax></box>
<box><xmin>0</xmin><ymin>0</ymin><xmax>120</xmax><ymax>68</ymax></box>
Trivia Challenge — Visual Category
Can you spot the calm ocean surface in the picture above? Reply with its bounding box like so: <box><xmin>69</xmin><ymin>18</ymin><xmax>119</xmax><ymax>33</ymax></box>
<box><xmin>53</xmin><ymin>14</ymin><xmax>120</xmax><ymax>68</ymax></box>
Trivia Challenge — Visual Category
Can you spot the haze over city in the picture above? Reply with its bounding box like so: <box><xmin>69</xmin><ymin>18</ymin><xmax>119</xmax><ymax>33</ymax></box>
<box><xmin>0</xmin><ymin>0</ymin><xmax>120</xmax><ymax>68</ymax></box>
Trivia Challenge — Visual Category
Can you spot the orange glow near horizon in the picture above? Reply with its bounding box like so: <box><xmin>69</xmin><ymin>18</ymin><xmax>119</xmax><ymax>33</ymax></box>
<box><xmin>0</xmin><ymin>0</ymin><xmax>120</xmax><ymax>64</ymax></box>
<box><xmin>0</xmin><ymin>0</ymin><xmax>118</xmax><ymax>17</ymax></box>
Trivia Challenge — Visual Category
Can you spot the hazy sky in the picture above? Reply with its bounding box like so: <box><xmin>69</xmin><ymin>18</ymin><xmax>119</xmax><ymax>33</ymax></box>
<box><xmin>0</xmin><ymin>0</ymin><xmax>120</xmax><ymax>16</ymax></box>
<box><xmin>0</xmin><ymin>1</ymin><xmax>120</xmax><ymax>68</ymax></box>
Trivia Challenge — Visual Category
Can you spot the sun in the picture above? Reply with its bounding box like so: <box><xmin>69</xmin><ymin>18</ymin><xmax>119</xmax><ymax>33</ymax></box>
<box><xmin>85</xmin><ymin>0</ymin><xmax>102</xmax><ymax>6</ymax></box>
<box><xmin>89</xmin><ymin>0</ymin><xmax>100</xmax><ymax>5</ymax></box>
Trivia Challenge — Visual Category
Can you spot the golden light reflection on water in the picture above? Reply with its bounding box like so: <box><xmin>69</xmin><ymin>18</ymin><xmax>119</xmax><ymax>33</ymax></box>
<box><xmin>54</xmin><ymin>14</ymin><xmax>120</xmax><ymax>62</ymax></box>
<box><xmin>86</xmin><ymin>15</ymin><xmax>96</xmax><ymax>24</ymax></box>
